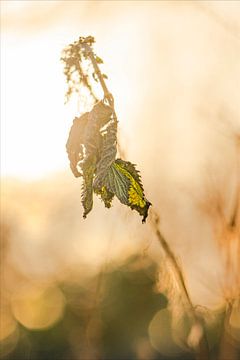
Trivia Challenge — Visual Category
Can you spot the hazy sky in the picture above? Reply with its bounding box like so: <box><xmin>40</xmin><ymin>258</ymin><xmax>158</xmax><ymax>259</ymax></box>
<box><xmin>1</xmin><ymin>1</ymin><xmax>239</xmax><ymax>180</ymax></box>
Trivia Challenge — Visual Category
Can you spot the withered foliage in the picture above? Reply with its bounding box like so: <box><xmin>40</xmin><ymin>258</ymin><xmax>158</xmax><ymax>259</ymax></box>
<box><xmin>62</xmin><ymin>36</ymin><xmax>151</xmax><ymax>222</ymax></box>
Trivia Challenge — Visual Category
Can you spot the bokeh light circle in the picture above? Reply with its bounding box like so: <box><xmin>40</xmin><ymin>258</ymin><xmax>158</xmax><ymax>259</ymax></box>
<box><xmin>11</xmin><ymin>284</ymin><xmax>65</xmax><ymax>330</ymax></box>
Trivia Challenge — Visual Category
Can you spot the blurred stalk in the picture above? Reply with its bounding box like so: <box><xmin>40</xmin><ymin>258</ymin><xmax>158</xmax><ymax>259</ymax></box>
<box><xmin>218</xmin><ymin>302</ymin><xmax>239</xmax><ymax>360</ymax></box>
<box><xmin>150</xmin><ymin>209</ymin><xmax>210</xmax><ymax>360</ymax></box>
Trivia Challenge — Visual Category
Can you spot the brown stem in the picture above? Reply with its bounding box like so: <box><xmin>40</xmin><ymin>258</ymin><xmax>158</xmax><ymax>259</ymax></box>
<box><xmin>80</xmin><ymin>42</ymin><xmax>114</xmax><ymax>108</ymax></box>
<box><xmin>218</xmin><ymin>299</ymin><xmax>239</xmax><ymax>360</ymax></box>
<box><xmin>150</xmin><ymin>209</ymin><xmax>210</xmax><ymax>360</ymax></box>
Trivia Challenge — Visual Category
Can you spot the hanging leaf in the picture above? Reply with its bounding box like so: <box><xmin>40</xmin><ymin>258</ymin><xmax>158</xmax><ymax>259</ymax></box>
<box><xmin>65</xmin><ymin>101</ymin><xmax>151</xmax><ymax>221</ymax></box>
<box><xmin>94</xmin><ymin>186</ymin><xmax>114</xmax><ymax>208</ymax></box>
<box><xmin>66</xmin><ymin>100</ymin><xmax>115</xmax><ymax>217</ymax></box>
<box><xmin>93</xmin><ymin>121</ymin><xmax>117</xmax><ymax>189</ymax></box>
<box><xmin>81</xmin><ymin>160</ymin><xmax>96</xmax><ymax>218</ymax></box>
<box><xmin>83</xmin><ymin>101</ymin><xmax>113</xmax><ymax>159</ymax></box>
<box><xmin>104</xmin><ymin>159</ymin><xmax>151</xmax><ymax>222</ymax></box>
<box><xmin>66</xmin><ymin>101</ymin><xmax>113</xmax><ymax>178</ymax></box>
<box><xmin>63</xmin><ymin>36</ymin><xmax>151</xmax><ymax>222</ymax></box>
<box><xmin>66</xmin><ymin>113</ymin><xmax>88</xmax><ymax>177</ymax></box>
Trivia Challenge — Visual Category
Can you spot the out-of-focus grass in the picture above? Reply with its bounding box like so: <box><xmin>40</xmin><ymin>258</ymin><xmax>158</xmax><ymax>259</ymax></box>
<box><xmin>1</xmin><ymin>185</ymin><xmax>239</xmax><ymax>359</ymax></box>
<box><xmin>0</xmin><ymin>247</ymin><xmax>229</xmax><ymax>360</ymax></box>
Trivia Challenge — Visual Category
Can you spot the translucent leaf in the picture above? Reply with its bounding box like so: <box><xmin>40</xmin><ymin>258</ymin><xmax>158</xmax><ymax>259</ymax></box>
<box><xmin>105</xmin><ymin>162</ymin><xmax>130</xmax><ymax>205</ymax></box>
<box><xmin>93</xmin><ymin>121</ymin><xmax>117</xmax><ymax>189</ymax></box>
<box><xmin>83</xmin><ymin>101</ymin><xmax>112</xmax><ymax>160</ymax></box>
<box><xmin>105</xmin><ymin>160</ymin><xmax>151</xmax><ymax>222</ymax></box>
<box><xmin>66</xmin><ymin>101</ymin><xmax>113</xmax><ymax>178</ymax></box>
<box><xmin>66</xmin><ymin>101</ymin><xmax>114</xmax><ymax>218</ymax></box>
<box><xmin>81</xmin><ymin>160</ymin><xmax>95</xmax><ymax>218</ymax></box>
<box><xmin>114</xmin><ymin>159</ymin><xmax>143</xmax><ymax>187</ymax></box>
<box><xmin>66</xmin><ymin>113</ymin><xmax>88</xmax><ymax>177</ymax></box>
<box><xmin>94</xmin><ymin>186</ymin><xmax>114</xmax><ymax>208</ymax></box>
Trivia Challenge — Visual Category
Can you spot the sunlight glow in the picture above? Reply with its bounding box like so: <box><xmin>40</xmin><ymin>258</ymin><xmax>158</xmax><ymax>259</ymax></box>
<box><xmin>1</xmin><ymin>30</ymin><xmax>72</xmax><ymax>179</ymax></box>
<box><xmin>1</xmin><ymin>10</ymin><xmax>132</xmax><ymax>180</ymax></box>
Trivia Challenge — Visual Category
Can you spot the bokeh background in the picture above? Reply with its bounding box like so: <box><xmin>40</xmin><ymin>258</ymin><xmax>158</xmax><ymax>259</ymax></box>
<box><xmin>1</xmin><ymin>1</ymin><xmax>240</xmax><ymax>359</ymax></box>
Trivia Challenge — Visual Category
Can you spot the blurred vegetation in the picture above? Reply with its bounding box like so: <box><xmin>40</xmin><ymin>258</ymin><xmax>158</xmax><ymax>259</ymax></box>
<box><xmin>1</xmin><ymin>164</ymin><xmax>239</xmax><ymax>360</ymax></box>
<box><xmin>1</xmin><ymin>233</ymin><xmax>238</xmax><ymax>360</ymax></box>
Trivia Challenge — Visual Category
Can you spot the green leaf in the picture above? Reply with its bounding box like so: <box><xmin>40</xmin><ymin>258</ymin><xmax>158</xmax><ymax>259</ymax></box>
<box><xmin>93</xmin><ymin>121</ymin><xmax>117</xmax><ymax>189</ymax></box>
<box><xmin>115</xmin><ymin>159</ymin><xmax>143</xmax><ymax>186</ymax></box>
<box><xmin>105</xmin><ymin>160</ymin><xmax>151</xmax><ymax>222</ymax></box>
<box><xmin>105</xmin><ymin>162</ymin><xmax>130</xmax><ymax>204</ymax></box>
<box><xmin>81</xmin><ymin>160</ymin><xmax>96</xmax><ymax>218</ymax></box>
<box><xmin>94</xmin><ymin>186</ymin><xmax>114</xmax><ymax>208</ymax></box>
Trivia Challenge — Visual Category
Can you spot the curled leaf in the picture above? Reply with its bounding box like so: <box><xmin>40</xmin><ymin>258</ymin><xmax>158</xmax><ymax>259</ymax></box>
<box><xmin>81</xmin><ymin>160</ymin><xmax>96</xmax><ymax>218</ymax></box>
<box><xmin>66</xmin><ymin>101</ymin><xmax>113</xmax><ymax>178</ymax></box>
<box><xmin>66</xmin><ymin>113</ymin><xmax>88</xmax><ymax>177</ymax></box>
<box><xmin>66</xmin><ymin>101</ymin><xmax>114</xmax><ymax>217</ymax></box>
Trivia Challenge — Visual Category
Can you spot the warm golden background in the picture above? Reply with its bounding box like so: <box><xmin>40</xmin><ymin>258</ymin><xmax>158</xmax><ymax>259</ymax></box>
<box><xmin>1</xmin><ymin>1</ymin><xmax>240</xmax><ymax>359</ymax></box>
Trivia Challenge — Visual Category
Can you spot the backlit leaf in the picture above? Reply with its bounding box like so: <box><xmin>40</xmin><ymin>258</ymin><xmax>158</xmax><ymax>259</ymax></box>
<box><xmin>81</xmin><ymin>160</ymin><xmax>95</xmax><ymax>218</ymax></box>
<box><xmin>105</xmin><ymin>160</ymin><xmax>151</xmax><ymax>222</ymax></box>
<box><xmin>63</xmin><ymin>36</ymin><xmax>151</xmax><ymax>222</ymax></box>
<box><xmin>94</xmin><ymin>186</ymin><xmax>114</xmax><ymax>208</ymax></box>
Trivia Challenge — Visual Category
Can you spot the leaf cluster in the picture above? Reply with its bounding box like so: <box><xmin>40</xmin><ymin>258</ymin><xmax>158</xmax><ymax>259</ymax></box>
<box><xmin>63</xmin><ymin>36</ymin><xmax>151</xmax><ymax>222</ymax></box>
<box><xmin>66</xmin><ymin>101</ymin><xmax>150</xmax><ymax>222</ymax></box>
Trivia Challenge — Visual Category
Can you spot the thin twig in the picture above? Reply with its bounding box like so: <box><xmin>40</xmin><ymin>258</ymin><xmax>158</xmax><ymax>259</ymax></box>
<box><xmin>80</xmin><ymin>41</ymin><xmax>114</xmax><ymax>108</ymax></box>
<box><xmin>218</xmin><ymin>301</ymin><xmax>239</xmax><ymax>360</ymax></box>
<box><xmin>150</xmin><ymin>209</ymin><xmax>210</xmax><ymax>360</ymax></box>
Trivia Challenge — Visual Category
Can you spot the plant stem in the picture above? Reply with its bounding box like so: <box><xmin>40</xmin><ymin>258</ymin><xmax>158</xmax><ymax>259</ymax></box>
<box><xmin>150</xmin><ymin>209</ymin><xmax>210</xmax><ymax>360</ymax></box>
<box><xmin>218</xmin><ymin>302</ymin><xmax>239</xmax><ymax>360</ymax></box>
<box><xmin>80</xmin><ymin>41</ymin><xmax>114</xmax><ymax>108</ymax></box>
